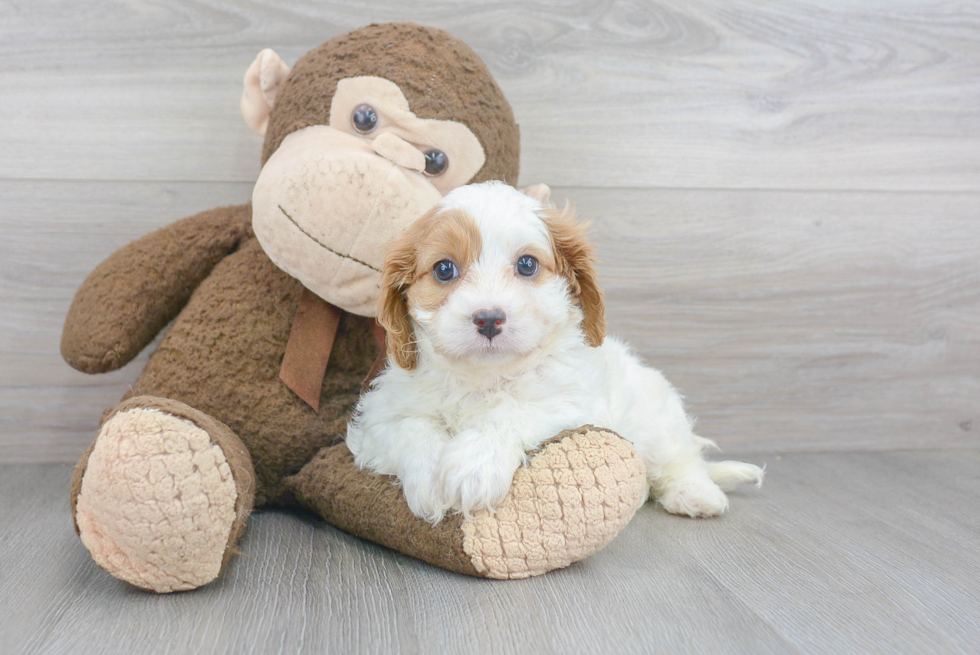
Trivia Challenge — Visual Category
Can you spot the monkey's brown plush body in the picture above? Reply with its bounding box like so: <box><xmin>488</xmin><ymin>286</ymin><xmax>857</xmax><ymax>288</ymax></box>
<box><xmin>65</xmin><ymin>207</ymin><xmax>377</xmax><ymax>507</ymax></box>
<box><xmin>63</xmin><ymin>23</ymin><xmax>647</xmax><ymax>593</ymax></box>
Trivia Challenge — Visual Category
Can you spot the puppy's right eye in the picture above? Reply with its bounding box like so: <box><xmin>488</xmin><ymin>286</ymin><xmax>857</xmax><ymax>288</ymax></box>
<box><xmin>433</xmin><ymin>259</ymin><xmax>459</xmax><ymax>282</ymax></box>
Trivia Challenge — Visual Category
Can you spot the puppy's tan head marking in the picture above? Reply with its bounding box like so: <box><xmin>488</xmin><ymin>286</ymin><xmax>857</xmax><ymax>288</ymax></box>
<box><xmin>541</xmin><ymin>204</ymin><xmax>606</xmax><ymax>347</ymax></box>
<box><xmin>379</xmin><ymin>206</ymin><xmax>482</xmax><ymax>369</ymax></box>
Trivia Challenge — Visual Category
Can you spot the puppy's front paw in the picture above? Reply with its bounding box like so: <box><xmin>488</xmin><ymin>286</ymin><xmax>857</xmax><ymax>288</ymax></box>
<box><xmin>399</xmin><ymin>464</ymin><xmax>446</xmax><ymax>524</ymax></box>
<box><xmin>435</xmin><ymin>432</ymin><xmax>523</xmax><ymax>518</ymax></box>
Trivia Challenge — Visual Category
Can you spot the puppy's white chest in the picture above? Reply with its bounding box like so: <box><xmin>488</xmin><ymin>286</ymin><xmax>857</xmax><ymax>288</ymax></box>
<box><xmin>440</xmin><ymin>366</ymin><xmax>599</xmax><ymax>445</ymax></box>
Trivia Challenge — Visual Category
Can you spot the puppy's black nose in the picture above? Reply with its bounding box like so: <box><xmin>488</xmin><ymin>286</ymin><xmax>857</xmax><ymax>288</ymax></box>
<box><xmin>472</xmin><ymin>309</ymin><xmax>506</xmax><ymax>340</ymax></box>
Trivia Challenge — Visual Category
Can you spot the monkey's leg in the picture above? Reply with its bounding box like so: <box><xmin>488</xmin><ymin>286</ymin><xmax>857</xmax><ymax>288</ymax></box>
<box><xmin>70</xmin><ymin>396</ymin><xmax>255</xmax><ymax>593</ymax></box>
<box><xmin>284</xmin><ymin>426</ymin><xmax>647</xmax><ymax>579</ymax></box>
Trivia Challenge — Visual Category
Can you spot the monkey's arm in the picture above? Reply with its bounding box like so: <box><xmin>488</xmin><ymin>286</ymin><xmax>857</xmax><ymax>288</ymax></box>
<box><xmin>61</xmin><ymin>203</ymin><xmax>253</xmax><ymax>374</ymax></box>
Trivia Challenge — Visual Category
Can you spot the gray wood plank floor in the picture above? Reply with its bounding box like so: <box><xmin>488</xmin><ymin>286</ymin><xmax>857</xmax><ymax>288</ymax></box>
<box><xmin>3</xmin><ymin>451</ymin><xmax>978</xmax><ymax>655</ymax></box>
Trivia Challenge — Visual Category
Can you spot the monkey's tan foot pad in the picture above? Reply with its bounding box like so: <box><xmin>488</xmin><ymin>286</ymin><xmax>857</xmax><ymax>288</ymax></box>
<box><xmin>461</xmin><ymin>426</ymin><xmax>647</xmax><ymax>578</ymax></box>
<box><xmin>71</xmin><ymin>397</ymin><xmax>254</xmax><ymax>593</ymax></box>
<box><xmin>287</xmin><ymin>425</ymin><xmax>647</xmax><ymax>579</ymax></box>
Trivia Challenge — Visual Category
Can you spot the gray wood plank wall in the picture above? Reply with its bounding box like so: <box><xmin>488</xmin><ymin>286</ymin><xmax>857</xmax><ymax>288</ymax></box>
<box><xmin>1</xmin><ymin>0</ymin><xmax>978</xmax><ymax>462</ymax></box>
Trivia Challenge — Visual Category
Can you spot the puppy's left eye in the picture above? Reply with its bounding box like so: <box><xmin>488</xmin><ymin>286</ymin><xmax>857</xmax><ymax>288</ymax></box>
<box><xmin>516</xmin><ymin>255</ymin><xmax>539</xmax><ymax>277</ymax></box>
<box><xmin>433</xmin><ymin>259</ymin><xmax>459</xmax><ymax>282</ymax></box>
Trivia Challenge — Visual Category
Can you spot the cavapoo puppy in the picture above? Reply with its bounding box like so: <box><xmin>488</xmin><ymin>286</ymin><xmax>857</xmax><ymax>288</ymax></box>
<box><xmin>347</xmin><ymin>181</ymin><xmax>763</xmax><ymax>522</ymax></box>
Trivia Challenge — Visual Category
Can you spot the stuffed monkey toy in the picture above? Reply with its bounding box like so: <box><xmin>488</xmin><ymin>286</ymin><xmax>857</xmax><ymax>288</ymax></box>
<box><xmin>63</xmin><ymin>23</ymin><xmax>647</xmax><ymax>593</ymax></box>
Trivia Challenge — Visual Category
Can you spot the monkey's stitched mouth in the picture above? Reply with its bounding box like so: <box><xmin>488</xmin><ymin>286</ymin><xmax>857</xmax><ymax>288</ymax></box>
<box><xmin>277</xmin><ymin>205</ymin><xmax>381</xmax><ymax>273</ymax></box>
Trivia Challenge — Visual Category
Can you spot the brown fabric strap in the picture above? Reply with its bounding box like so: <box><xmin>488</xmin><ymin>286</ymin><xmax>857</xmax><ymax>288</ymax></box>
<box><xmin>361</xmin><ymin>349</ymin><xmax>388</xmax><ymax>395</ymax></box>
<box><xmin>361</xmin><ymin>320</ymin><xmax>388</xmax><ymax>394</ymax></box>
<box><xmin>279</xmin><ymin>289</ymin><xmax>341</xmax><ymax>412</ymax></box>
<box><xmin>370</xmin><ymin>319</ymin><xmax>386</xmax><ymax>349</ymax></box>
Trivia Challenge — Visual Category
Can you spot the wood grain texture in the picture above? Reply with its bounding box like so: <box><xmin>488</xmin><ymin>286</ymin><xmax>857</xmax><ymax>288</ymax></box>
<box><xmin>3</xmin><ymin>180</ymin><xmax>976</xmax><ymax>461</ymax></box>
<box><xmin>0</xmin><ymin>0</ymin><xmax>977</xmax><ymax>189</ymax></box>
<box><xmin>2</xmin><ymin>451</ymin><xmax>978</xmax><ymax>654</ymax></box>
<box><xmin>3</xmin><ymin>2</ymin><xmax>978</xmax><ymax>651</ymax></box>
<box><xmin>575</xmin><ymin>186</ymin><xmax>980</xmax><ymax>453</ymax></box>
<box><xmin>1</xmin><ymin>2</ymin><xmax>978</xmax><ymax>458</ymax></box>
<box><xmin>0</xmin><ymin>180</ymin><xmax>254</xmax><ymax>462</ymax></box>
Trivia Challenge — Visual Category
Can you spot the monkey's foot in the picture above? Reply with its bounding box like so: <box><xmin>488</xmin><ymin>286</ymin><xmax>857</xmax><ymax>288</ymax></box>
<box><xmin>461</xmin><ymin>426</ymin><xmax>647</xmax><ymax>578</ymax></box>
<box><xmin>72</xmin><ymin>397</ymin><xmax>254</xmax><ymax>593</ymax></box>
<box><xmin>287</xmin><ymin>425</ymin><xmax>647</xmax><ymax>579</ymax></box>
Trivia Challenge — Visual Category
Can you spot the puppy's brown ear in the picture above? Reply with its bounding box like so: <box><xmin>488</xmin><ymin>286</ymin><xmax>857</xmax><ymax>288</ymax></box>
<box><xmin>544</xmin><ymin>204</ymin><xmax>606</xmax><ymax>347</ymax></box>
<box><xmin>378</xmin><ymin>227</ymin><xmax>422</xmax><ymax>370</ymax></box>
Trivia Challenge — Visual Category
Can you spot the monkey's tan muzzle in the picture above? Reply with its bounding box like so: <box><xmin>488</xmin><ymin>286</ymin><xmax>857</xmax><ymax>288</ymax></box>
<box><xmin>252</xmin><ymin>126</ymin><xmax>442</xmax><ymax>316</ymax></box>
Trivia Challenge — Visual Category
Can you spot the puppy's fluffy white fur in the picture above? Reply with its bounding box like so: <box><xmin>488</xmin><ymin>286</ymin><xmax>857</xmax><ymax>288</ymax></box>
<box><xmin>347</xmin><ymin>181</ymin><xmax>763</xmax><ymax>522</ymax></box>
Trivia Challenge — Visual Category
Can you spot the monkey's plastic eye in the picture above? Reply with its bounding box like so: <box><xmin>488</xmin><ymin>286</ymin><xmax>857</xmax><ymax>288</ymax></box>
<box><xmin>352</xmin><ymin>104</ymin><xmax>378</xmax><ymax>134</ymax></box>
<box><xmin>516</xmin><ymin>255</ymin><xmax>539</xmax><ymax>277</ymax></box>
<box><xmin>433</xmin><ymin>259</ymin><xmax>459</xmax><ymax>282</ymax></box>
<box><xmin>423</xmin><ymin>149</ymin><xmax>449</xmax><ymax>176</ymax></box>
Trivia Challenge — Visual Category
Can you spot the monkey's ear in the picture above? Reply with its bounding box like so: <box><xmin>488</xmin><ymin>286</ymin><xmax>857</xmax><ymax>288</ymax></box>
<box><xmin>241</xmin><ymin>49</ymin><xmax>291</xmax><ymax>136</ymax></box>
<box><xmin>521</xmin><ymin>183</ymin><xmax>552</xmax><ymax>205</ymax></box>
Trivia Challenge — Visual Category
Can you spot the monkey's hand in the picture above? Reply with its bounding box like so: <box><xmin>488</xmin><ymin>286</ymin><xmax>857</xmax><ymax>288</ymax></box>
<box><xmin>61</xmin><ymin>204</ymin><xmax>252</xmax><ymax>374</ymax></box>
